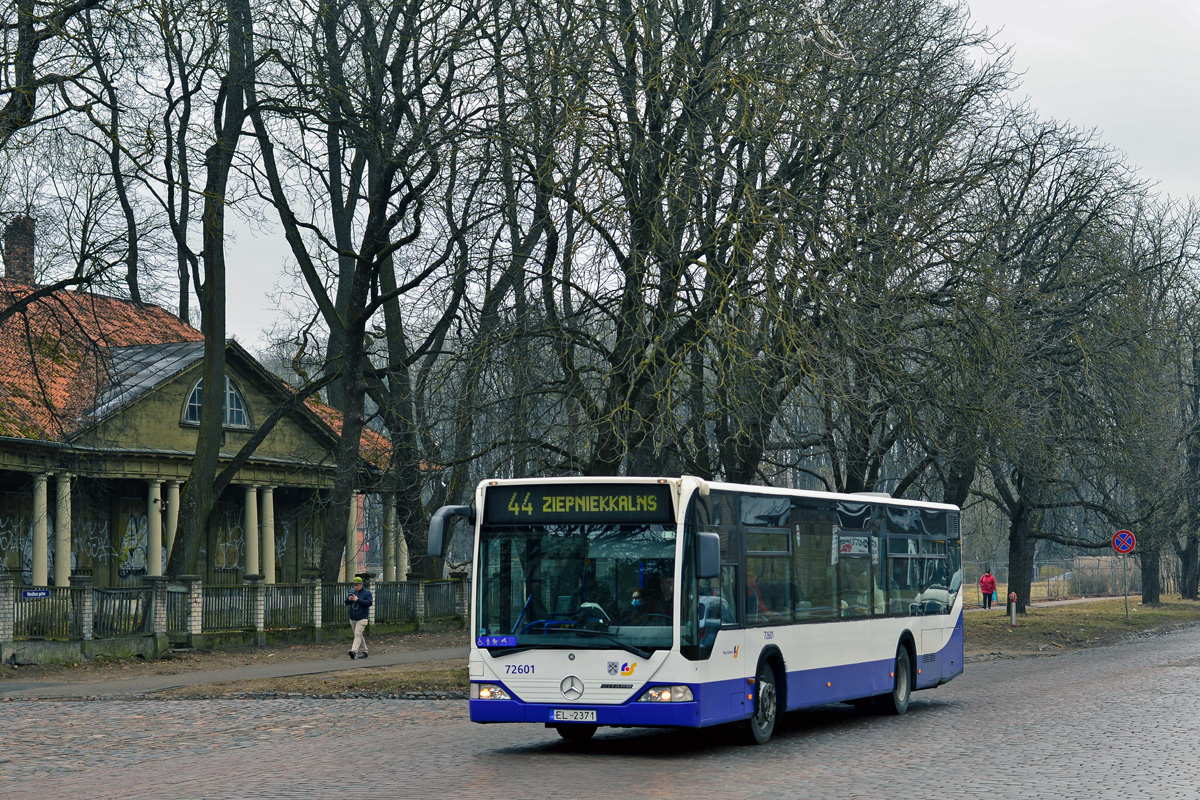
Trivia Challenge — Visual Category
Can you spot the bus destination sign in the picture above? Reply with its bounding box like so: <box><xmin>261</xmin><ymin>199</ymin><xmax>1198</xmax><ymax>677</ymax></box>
<box><xmin>483</xmin><ymin>483</ymin><xmax>675</xmax><ymax>524</ymax></box>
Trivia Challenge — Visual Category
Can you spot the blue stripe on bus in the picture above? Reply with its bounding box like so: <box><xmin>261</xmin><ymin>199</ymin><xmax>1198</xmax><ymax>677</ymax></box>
<box><xmin>472</xmin><ymin>616</ymin><xmax>966</xmax><ymax>729</ymax></box>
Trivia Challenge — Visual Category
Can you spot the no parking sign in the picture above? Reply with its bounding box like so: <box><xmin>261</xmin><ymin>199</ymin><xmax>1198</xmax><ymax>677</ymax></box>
<box><xmin>1112</xmin><ymin>529</ymin><xmax>1135</xmax><ymax>554</ymax></box>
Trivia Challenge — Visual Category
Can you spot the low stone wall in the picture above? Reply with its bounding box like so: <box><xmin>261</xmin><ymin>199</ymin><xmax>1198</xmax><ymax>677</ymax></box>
<box><xmin>2</xmin><ymin>633</ymin><xmax>169</xmax><ymax>666</ymax></box>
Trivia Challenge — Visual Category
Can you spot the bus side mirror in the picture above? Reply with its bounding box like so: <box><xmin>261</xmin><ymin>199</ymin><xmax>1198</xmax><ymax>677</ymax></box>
<box><xmin>697</xmin><ymin>531</ymin><xmax>720</xmax><ymax>579</ymax></box>
<box><xmin>429</xmin><ymin>505</ymin><xmax>474</xmax><ymax>558</ymax></box>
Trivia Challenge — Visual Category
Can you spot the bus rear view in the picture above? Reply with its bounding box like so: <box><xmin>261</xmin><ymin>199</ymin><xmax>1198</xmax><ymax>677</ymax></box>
<box><xmin>429</xmin><ymin>476</ymin><xmax>963</xmax><ymax>744</ymax></box>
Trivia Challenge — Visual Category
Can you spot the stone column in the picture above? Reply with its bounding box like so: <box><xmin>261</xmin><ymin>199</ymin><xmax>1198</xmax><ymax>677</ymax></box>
<box><xmin>398</xmin><ymin>530</ymin><xmax>409</xmax><ymax>582</ymax></box>
<box><xmin>344</xmin><ymin>495</ymin><xmax>359</xmax><ymax>580</ymax></box>
<box><xmin>73</xmin><ymin>574</ymin><xmax>94</xmax><ymax>641</ymax></box>
<box><xmin>382</xmin><ymin>499</ymin><xmax>396</xmax><ymax>582</ymax></box>
<box><xmin>31</xmin><ymin>473</ymin><xmax>49</xmax><ymax>586</ymax></box>
<box><xmin>0</xmin><ymin>571</ymin><xmax>13</xmax><ymax>644</ymax></box>
<box><xmin>243</xmin><ymin>485</ymin><xmax>259</xmax><ymax>577</ymax></box>
<box><xmin>145</xmin><ymin>575</ymin><xmax>168</xmax><ymax>635</ymax></box>
<box><xmin>147</xmin><ymin>481</ymin><xmax>163</xmax><ymax>577</ymax></box>
<box><xmin>260</xmin><ymin>487</ymin><xmax>276</xmax><ymax>585</ymax></box>
<box><xmin>164</xmin><ymin>480</ymin><xmax>180</xmax><ymax>561</ymax></box>
<box><xmin>182</xmin><ymin>575</ymin><xmax>203</xmax><ymax>637</ymax></box>
<box><xmin>54</xmin><ymin>474</ymin><xmax>72</xmax><ymax>587</ymax></box>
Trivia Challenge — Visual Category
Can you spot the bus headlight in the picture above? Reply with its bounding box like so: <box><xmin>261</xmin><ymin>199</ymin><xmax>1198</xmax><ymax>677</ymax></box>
<box><xmin>638</xmin><ymin>685</ymin><xmax>694</xmax><ymax>703</ymax></box>
<box><xmin>471</xmin><ymin>683</ymin><xmax>511</xmax><ymax>700</ymax></box>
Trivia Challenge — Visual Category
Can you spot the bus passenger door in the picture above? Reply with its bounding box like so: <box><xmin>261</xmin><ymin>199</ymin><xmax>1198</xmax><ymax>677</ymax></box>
<box><xmin>698</xmin><ymin>588</ymin><xmax>747</xmax><ymax>720</ymax></box>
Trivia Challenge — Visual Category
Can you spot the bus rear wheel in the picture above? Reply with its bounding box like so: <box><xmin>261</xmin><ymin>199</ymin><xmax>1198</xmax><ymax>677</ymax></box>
<box><xmin>743</xmin><ymin>660</ymin><xmax>778</xmax><ymax>744</ymax></box>
<box><xmin>554</xmin><ymin>724</ymin><xmax>597</xmax><ymax>741</ymax></box>
<box><xmin>879</xmin><ymin>645</ymin><xmax>911</xmax><ymax>715</ymax></box>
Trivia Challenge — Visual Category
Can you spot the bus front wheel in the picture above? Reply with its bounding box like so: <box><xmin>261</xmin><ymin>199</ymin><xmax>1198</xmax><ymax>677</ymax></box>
<box><xmin>880</xmin><ymin>645</ymin><xmax>911</xmax><ymax>715</ymax></box>
<box><xmin>555</xmin><ymin>724</ymin><xmax>597</xmax><ymax>741</ymax></box>
<box><xmin>743</xmin><ymin>660</ymin><xmax>778</xmax><ymax>744</ymax></box>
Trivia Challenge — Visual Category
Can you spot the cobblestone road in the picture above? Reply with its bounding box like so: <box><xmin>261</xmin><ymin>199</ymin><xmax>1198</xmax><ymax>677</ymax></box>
<box><xmin>5</xmin><ymin>626</ymin><xmax>1200</xmax><ymax>800</ymax></box>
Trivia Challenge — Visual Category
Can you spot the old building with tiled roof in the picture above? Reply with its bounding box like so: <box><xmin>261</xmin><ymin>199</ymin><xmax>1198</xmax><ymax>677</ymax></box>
<box><xmin>0</xmin><ymin>256</ymin><xmax>395</xmax><ymax>588</ymax></box>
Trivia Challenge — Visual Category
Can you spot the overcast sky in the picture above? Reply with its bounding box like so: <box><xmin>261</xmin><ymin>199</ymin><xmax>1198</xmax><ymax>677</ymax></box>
<box><xmin>225</xmin><ymin>0</ymin><xmax>1200</xmax><ymax>348</ymax></box>
<box><xmin>966</xmin><ymin>0</ymin><xmax>1200</xmax><ymax>200</ymax></box>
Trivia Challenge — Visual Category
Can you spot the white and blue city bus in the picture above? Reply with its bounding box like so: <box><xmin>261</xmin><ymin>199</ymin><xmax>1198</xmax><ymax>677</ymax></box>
<box><xmin>428</xmin><ymin>476</ymin><xmax>963</xmax><ymax>744</ymax></box>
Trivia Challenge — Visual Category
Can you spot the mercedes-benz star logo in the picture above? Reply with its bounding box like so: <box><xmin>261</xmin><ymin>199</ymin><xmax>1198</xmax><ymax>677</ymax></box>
<box><xmin>560</xmin><ymin>675</ymin><xmax>584</xmax><ymax>700</ymax></box>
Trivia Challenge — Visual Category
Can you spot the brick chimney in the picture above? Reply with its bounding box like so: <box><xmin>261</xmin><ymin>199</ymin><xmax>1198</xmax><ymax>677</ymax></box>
<box><xmin>4</xmin><ymin>215</ymin><xmax>35</xmax><ymax>284</ymax></box>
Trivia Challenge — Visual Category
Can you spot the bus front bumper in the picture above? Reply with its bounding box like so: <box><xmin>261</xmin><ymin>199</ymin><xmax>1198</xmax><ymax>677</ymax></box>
<box><xmin>469</xmin><ymin>679</ymin><xmax>750</xmax><ymax>728</ymax></box>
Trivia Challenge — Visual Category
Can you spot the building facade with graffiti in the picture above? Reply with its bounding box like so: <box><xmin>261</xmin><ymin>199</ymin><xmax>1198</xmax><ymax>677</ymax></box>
<box><xmin>0</xmin><ymin>273</ymin><xmax>390</xmax><ymax>588</ymax></box>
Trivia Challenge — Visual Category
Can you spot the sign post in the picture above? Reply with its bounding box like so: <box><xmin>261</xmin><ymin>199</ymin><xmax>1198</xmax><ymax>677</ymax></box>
<box><xmin>1112</xmin><ymin>529</ymin><xmax>1136</xmax><ymax>622</ymax></box>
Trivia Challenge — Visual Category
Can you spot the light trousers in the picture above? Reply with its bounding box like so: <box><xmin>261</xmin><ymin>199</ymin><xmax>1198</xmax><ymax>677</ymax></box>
<box><xmin>350</xmin><ymin>618</ymin><xmax>369</xmax><ymax>654</ymax></box>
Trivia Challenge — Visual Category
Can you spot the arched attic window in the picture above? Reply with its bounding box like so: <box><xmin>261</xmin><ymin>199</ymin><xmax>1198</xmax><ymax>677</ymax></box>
<box><xmin>182</xmin><ymin>375</ymin><xmax>252</xmax><ymax>428</ymax></box>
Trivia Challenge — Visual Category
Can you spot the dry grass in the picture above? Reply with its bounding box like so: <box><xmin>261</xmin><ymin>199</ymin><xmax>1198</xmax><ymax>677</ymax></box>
<box><xmin>965</xmin><ymin>598</ymin><xmax>1200</xmax><ymax>658</ymax></box>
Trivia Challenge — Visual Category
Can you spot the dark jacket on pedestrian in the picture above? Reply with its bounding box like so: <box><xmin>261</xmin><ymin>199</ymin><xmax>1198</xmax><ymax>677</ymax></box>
<box><xmin>345</xmin><ymin>586</ymin><xmax>373</xmax><ymax>621</ymax></box>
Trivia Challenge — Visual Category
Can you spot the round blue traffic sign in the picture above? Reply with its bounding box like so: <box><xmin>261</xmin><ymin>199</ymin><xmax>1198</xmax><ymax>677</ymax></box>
<box><xmin>1112</xmin><ymin>529</ymin><xmax>1135</xmax><ymax>554</ymax></box>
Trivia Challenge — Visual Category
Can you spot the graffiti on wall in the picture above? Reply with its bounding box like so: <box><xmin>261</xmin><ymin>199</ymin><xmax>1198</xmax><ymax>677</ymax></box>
<box><xmin>214</xmin><ymin>505</ymin><xmax>244</xmax><ymax>569</ymax></box>
<box><xmin>117</xmin><ymin>508</ymin><xmax>148</xmax><ymax>578</ymax></box>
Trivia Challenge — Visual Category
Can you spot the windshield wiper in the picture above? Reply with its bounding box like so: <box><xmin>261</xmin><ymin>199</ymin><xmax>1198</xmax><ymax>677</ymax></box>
<box><xmin>488</xmin><ymin>646</ymin><xmax>536</xmax><ymax>657</ymax></box>
<box><xmin>565</xmin><ymin>629</ymin><xmax>651</xmax><ymax>659</ymax></box>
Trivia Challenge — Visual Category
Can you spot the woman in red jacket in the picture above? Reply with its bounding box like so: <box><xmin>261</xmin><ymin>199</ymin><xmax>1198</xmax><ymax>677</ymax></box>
<box><xmin>979</xmin><ymin>570</ymin><xmax>997</xmax><ymax>609</ymax></box>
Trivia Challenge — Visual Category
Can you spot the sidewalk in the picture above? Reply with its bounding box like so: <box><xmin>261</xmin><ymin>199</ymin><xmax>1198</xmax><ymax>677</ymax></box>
<box><xmin>0</xmin><ymin>645</ymin><xmax>469</xmax><ymax>700</ymax></box>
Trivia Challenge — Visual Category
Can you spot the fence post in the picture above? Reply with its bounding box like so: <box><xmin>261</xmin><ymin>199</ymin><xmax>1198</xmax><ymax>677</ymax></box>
<box><xmin>182</xmin><ymin>575</ymin><xmax>203</xmax><ymax>639</ymax></box>
<box><xmin>246</xmin><ymin>574</ymin><xmax>265</xmax><ymax>646</ymax></box>
<box><xmin>310</xmin><ymin>579</ymin><xmax>323</xmax><ymax>642</ymax></box>
<box><xmin>73</xmin><ymin>574</ymin><xmax>94</xmax><ymax>641</ymax></box>
<box><xmin>451</xmin><ymin>571</ymin><xmax>470</xmax><ymax>620</ymax></box>
<box><xmin>416</xmin><ymin>580</ymin><xmax>426</xmax><ymax>630</ymax></box>
<box><xmin>144</xmin><ymin>575</ymin><xmax>169</xmax><ymax>636</ymax></box>
<box><xmin>0</xmin><ymin>571</ymin><xmax>13</xmax><ymax>650</ymax></box>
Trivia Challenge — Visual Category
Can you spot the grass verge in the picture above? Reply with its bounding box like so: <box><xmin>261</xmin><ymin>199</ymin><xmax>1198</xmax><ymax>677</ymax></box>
<box><xmin>156</xmin><ymin>660</ymin><xmax>469</xmax><ymax>699</ymax></box>
<box><xmin>965</xmin><ymin>597</ymin><xmax>1200</xmax><ymax>658</ymax></box>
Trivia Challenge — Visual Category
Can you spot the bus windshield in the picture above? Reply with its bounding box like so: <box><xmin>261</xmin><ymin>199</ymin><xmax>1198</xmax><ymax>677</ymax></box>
<box><xmin>475</xmin><ymin>522</ymin><xmax>676</xmax><ymax>652</ymax></box>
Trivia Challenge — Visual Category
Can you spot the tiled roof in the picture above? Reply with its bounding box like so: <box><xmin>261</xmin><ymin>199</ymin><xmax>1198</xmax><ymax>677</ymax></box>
<box><xmin>0</xmin><ymin>280</ymin><xmax>394</xmax><ymax>471</ymax></box>
<box><xmin>305</xmin><ymin>398</ymin><xmax>394</xmax><ymax>470</ymax></box>
<box><xmin>0</xmin><ymin>280</ymin><xmax>201</xmax><ymax>440</ymax></box>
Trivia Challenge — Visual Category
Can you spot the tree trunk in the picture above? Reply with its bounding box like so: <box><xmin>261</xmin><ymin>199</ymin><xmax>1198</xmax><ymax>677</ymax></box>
<box><xmin>319</xmin><ymin>316</ymin><xmax>368</xmax><ymax>582</ymax></box>
<box><xmin>165</xmin><ymin>0</ymin><xmax>252</xmax><ymax>576</ymax></box>
<box><xmin>1006</xmin><ymin>509</ymin><xmax>1036</xmax><ymax>614</ymax></box>
<box><xmin>1140</xmin><ymin>547</ymin><xmax>1161</xmax><ymax>604</ymax></box>
<box><xmin>1178</xmin><ymin>534</ymin><xmax>1200</xmax><ymax>600</ymax></box>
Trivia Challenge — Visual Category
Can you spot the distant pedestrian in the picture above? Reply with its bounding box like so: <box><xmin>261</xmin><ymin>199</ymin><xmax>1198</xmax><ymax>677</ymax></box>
<box><xmin>979</xmin><ymin>570</ymin><xmax>997</xmax><ymax>610</ymax></box>
<box><xmin>345</xmin><ymin>576</ymin><xmax>372</xmax><ymax>658</ymax></box>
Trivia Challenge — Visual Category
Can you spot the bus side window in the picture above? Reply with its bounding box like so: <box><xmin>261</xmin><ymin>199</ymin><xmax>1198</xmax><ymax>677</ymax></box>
<box><xmin>792</xmin><ymin>520</ymin><xmax>837</xmax><ymax>621</ymax></box>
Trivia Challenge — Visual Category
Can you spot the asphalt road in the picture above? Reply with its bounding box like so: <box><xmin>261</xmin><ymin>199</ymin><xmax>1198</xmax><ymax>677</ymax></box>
<box><xmin>5</xmin><ymin>625</ymin><xmax>1199</xmax><ymax>799</ymax></box>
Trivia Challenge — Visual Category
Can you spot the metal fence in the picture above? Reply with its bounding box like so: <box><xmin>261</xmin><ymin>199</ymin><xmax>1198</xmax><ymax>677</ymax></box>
<box><xmin>374</xmin><ymin>582</ymin><xmax>420</xmax><ymax>623</ymax></box>
<box><xmin>964</xmin><ymin>557</ymin><xmax>1173</xmax><ymax>606</ymax></box>
<box><xmin>14</xmin><ymin>587</ymin><xmax>81</xmax><ymax>639</ymax></box>
<box><xmin>265</xmin><ymin>585</ymin><xmax>312</xmax><ymax>628</ymax></box>
<box><xmin>94</xmin><ymin>588</ymin><xmax>149</xmax><ymax>637</ymax></box>
<box><xmin>424</xmin><ymin>580</ymin><xmax>456</xmax><ymax>619</ymax></box>
<box><xmin>7</xmin><ymin>578</ymin><xmax>465</xmax><ymax>642</ymax></box>
<box><xmin>202</xmin><ymin>585</ymin><xmax>256</xmax><ymax>631</ymax></box>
